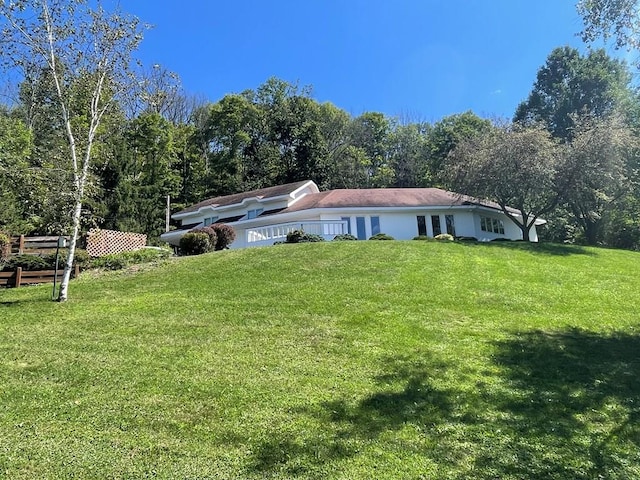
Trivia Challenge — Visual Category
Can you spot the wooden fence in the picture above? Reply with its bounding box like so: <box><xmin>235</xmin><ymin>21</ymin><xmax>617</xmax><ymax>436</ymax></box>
<box><xmin>3</xmin><ymin>236</ymin><xmax>78</xmax><ymax>288</ymax></box>
<box><xmin>0</xmin><ymin>264</ymin><xmax>79</xmax><ymax>288</ymax></box>
<box><xmin>10</xmin><ymin>235</ymin><xmax>70</xmax><ymax>255</ymax></box>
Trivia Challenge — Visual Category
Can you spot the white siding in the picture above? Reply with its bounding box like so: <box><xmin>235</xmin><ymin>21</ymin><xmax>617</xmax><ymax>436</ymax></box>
<box><xmin>166</xmin><ymin>205</ymin><xmax>539</xmax><ymax>249</ymax></box>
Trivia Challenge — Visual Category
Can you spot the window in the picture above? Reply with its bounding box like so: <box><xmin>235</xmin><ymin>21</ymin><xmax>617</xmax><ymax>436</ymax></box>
<box><xmin>480</xmin><ymin>216</ymin><xmax>505</xmax><ymax>234</ymax></box>
<box><xmin>341</xmin><ymin>217</ymin><xmax>351</xmax><ymax>235</ymax></box>
<box><xmin>371</xmin><ymin>216</ymin><xmax>381</xmax><ymax>236</ymax></box>
<box><xmin>431</xmin><ymin>215</ymin><xmax>441</xmax><ymax>236</ymax></box>
<box><xmin>445</xmin><ymin>214</ymin><xmax>456</xmax><ymax>236</ymax></box>
<box><xmin>246</xmin><ymin>208</ymin><xmax>264</xmax><ymax>219</ymax></box>
<box><xmin>203</xmin><ymin>216</ymin><xmax>218</xmax><ymax>226</ymax></box>
<box><xmin>416</xmin><ymin>215</ymin><xmax>427</xmax><ymax>236</ymax></box>
<box><xmin>356</xmin><ymin>216</ymin><xmax>366</xmax><ymax>240</ymax></box>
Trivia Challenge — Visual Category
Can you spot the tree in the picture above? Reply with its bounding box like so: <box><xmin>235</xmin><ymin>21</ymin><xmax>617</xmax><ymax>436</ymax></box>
<box><xmin>388</xmin><ymin>121</ymin><xmax>430</xmax><ymax>188</ymax></box>
<box><xmin>445</xmin><ymin>122</ymin><xmax>563</xmax><ymax>241</ymax></box>
<box><xmin>348</xmin><ymin>112</ymin><xmax>394</xmax><ymax>187</ymax></box>
<box><xmin>0</xmin><ymin>0</ymin><xmax>145</xmax><ymax>301</ymax></box>
<box><xmin>427</xmin><ymin>111</ymin><xmax>492</xmax><ymax>185</ymax></box>
<box><xmin>113</xmin><ymin>113</ymin><xmax>180</xmax><ymax>241</ymax></box>
<box><xmin>0</xmin><ymin>110</ymin><xmax>34</xmax><ymax>233</ymax></box>
<box><xmin>514</xmin><ymin>47</ymin><xmax>633</xmax><ymax>140</ymax></box>
<box><xmin>563</xmin><ymin>113</ymin><xmax>638</xmax><ymax>245</ymax></box>
<box><xmin>578</xmin><ymin>0</ymin><xmax>640</xmax><ymax>51</ymax></box>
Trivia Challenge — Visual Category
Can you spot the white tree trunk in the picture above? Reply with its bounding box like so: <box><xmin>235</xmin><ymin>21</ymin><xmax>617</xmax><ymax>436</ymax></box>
<box><xmin>57</xmin><ymin>198</ymin><xmax>83</xmax><ymax>301</ymax></box>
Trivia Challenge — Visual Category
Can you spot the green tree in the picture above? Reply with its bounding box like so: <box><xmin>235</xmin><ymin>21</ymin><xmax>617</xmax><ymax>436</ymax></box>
<box><xmin>348</xmin><ymin>112</ymin><xmax>394</xmax><ymax>187</ymax></box>
<box><xmin>445</xmin><ymin>122</ymin><xmax>563</xmax><ymax>241</ymax></box>
<box><xmin>0</xmin><ymin>111</ymin><xmax>34</xmax><ymax>233</ymax></box>
<box><xmin>427</xmin><ymin>111</ymin><xmax>492</xmax><ymax>185</ymax></box>
<box><xmin>115</xmin><ymin>113</ymin><xmax>180</xmax><ymax>241</ymax></box>
<box><xmin>0</xmin><ymin>0</ymin><xmax>145</xmax><ymax>301</ymax></box>
<box><xmin>578</xmin><ymin>0</ymin><xmax>640</xmax><ymax>50</ymax></box>
<box><xmin>563</xmin><ymin>113</ymin><xmax>638</xmax><ymax>245</ymax></box>
<box><xmin>514</xmin><ymin>47</ymin><xmax>633</xmax><ymax>140</ymax></box>
<box><xmin>389</xmin><ymin>122</ymin><xmax>431</xmax><ymax>188</ymax></box>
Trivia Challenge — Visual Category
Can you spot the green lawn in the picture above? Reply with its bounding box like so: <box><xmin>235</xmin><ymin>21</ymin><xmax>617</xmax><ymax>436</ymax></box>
<box><xmin>1</xmin><ymin>241</ymin><xmax>639</xmax><ymax>479</ymax></box>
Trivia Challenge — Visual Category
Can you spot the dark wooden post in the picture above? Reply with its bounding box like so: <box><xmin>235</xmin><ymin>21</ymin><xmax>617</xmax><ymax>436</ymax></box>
<box><xmin>15</xmin><ymin>267</ymin><xmax>22</xmax><ymax>288</ymax></box>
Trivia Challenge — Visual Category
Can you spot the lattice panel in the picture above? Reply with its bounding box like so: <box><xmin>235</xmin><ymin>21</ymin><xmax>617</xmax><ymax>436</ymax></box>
<box><xmin>86</xmin><ymin>229</ymin><xmax>147</xmax><ymax>257</ymax></box>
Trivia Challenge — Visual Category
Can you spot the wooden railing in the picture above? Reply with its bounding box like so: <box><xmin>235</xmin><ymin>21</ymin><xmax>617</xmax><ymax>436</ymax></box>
<box><xmin>10</xmin><ymin>235</ymin><xmax>70</xmax><ymax>255</ymax></box>
<box><xmin>0</xmin><ymin>264</ymin><xmax>79</xmax><ymax>288</ymax></box>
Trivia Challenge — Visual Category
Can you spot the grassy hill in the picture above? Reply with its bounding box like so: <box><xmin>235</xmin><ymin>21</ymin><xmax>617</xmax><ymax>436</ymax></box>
<box><xmin>1</xmin><ymin>241</ymin><xmax>639</xmax><ymax>479</ymax></box>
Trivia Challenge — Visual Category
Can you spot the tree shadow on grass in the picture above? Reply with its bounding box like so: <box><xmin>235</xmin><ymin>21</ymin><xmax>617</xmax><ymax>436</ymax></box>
<box><xmin>485</xmin><ymin>329</ymin><xmax>640</xmax><ymax>478</ymax></box>
<box><xmin>246</xmin><ymin>330</ymin><xmax>640</xmax><ymax>478</ymax></box>
<box><xmin>0</xmin><ymin>298</ymin><xmax>50</xmax><ymax>307</ymax></box>
<box><xmin>247</xmin><ymin>353</ymin><xmax>454</xmax><ymax>476</ymax></box>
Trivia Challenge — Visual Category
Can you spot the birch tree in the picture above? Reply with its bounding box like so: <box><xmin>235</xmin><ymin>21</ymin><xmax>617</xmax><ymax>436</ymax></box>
<box><xmin>0</xmin><ymin>0</ymin><xmax>145</xmax><ymax>301</ymax></box>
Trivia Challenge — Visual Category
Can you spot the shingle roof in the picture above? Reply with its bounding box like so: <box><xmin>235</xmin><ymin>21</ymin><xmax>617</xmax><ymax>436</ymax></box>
<box><xmin>175</xmin><ymin>180</ymin><xmax>311</xmax><ymax>216</ymax></box>
<box><xmin>279</xmin><ymin>188</ymin><xmax>508</xmax><ymax>213</ymax></box>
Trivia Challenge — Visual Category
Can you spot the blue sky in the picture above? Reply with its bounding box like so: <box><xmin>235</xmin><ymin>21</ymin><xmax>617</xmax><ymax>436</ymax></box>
<box><xmin>125</xmin><ymin>1</ymin><xmax>598</xmax><ymax>122</ymax></box>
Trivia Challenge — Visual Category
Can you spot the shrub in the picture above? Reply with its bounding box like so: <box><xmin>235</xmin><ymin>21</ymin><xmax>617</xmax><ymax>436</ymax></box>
<box><xmin>0</xmin><ymin>231</ymin><xmax>10</xmax><ymax>262</ymax></box>
<box><xmin>333</xmin><ymin>233</ymin><xmax>358</xmax><ymax>241</ymax></box>
<box><xmin>89</xmin><ymin>248</ymin><xmax>171</xmax><ymax>270</ymax></box>
<box><xmin>412</xmin><ymin>235</ymin><xmax>432</xmax><ymax>241</ymax></box>
<box><xmin>57</xmin><ymin>249</ymin><xmax>91</xmax><ymax>268</ymax></box>
<box><xmin>1</xmin><ymin>254</ymin><xmax>50</xmax><ymax>272</ymax></box>
<box><xmin>210</xmin><ymin>223</ymin><xmax>236</xmax><ymax>250</ymax></box>
<box><xmin>190</xmin><ymin>227</ymin><xmax>217</xmax><ymax>251</ymax></box>
<box><xmin>369</xmin><ymin>233</ymin><xmax>394</xmax><ymax>240</ymax></box>
<box><xmin>286</xmin><ymin>229</ymin><xmax>325</xmax><ymax>243</ymax></box>
<box><xmin>434</xmin><ymin>233</ymin><xmax>454</xmax><ymax>242</ymax></box>
<box><xmin>180</xmin><ymin>232</ymin><xmax>212</xmax><ymax>255</ymax></box>
<box><xmin>286</xmin><ymin>230</ymin><xmax>304</xmax><ymax>243</ymax></box>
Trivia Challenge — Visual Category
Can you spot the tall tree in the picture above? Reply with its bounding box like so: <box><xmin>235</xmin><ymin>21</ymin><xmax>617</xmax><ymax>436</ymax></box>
<box><xmin>114</xmin><ymin>113</ymin><xmax>180</xmax><ymax>241</ymax></box>
<box><xmin>445</xmin><ymin>122</ymin><xmax>563</xmax><ymax>241</ymax></box>
<box><xmin>0</xmin><ymin>0</ymin><xmax>145</xmax><ymax>301</ymax></box>
<box><xmin>578</xmin><ymin>0</ymin><xmax>640</xmax><ymax>51</ymax></box>
<box><xmin>388</xmin><ymin>122</ymin><xmax>430</xmax><ymax>188</ymax></box>
<box><xmin>427</xmin><ymin>111</ymin><xmax>492</xmax><ymax>185</ymax></box>
<box><xmin>514</xmin><ymin>47</ymin><xmax>632</xmax><ymax>140</ymax></box>
<box><xmin>0</xmin><ymin>110</ymin><xmax>34</xmax><ymax>233</ymax></box>
<box><xmin>348</xmin><ymin>112</ymin><xmax>394</xmax><ymax>187</ymax></box>
<box><xmin>563</xmin><ymin>113</ymin><xmax>638</xmax><ymax>245</ymax></box>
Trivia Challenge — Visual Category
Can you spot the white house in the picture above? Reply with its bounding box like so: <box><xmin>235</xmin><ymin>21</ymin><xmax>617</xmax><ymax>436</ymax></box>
<box><xmin>160</xmin><ymin>180</ymin><xmax>546</xmax><ymax>249</ymax></box>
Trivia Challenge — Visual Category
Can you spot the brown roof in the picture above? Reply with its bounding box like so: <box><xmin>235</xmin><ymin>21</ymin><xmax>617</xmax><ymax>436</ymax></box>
<box><xmin>280</xmin><ymin>188</ymin><xmax>507</xmax><ymax>213</ymax></box>
<box><xmin>175</xmin><ymin>180</ymin><xmax>311</xmax><ymax>216</ymax></box>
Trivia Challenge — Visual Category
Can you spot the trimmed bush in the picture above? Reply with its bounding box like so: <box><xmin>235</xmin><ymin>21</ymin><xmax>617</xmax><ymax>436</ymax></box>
<box><xmin>0</xmin><ymin>231</ymin><xmax>10</xmax><ymax>262</ymax></box>
<box><xmin>333</xmin><ymin>234</ymin><xmax>358</xmax><ymax>241</ymax></box>
<box><xmin>180</xmin><ymin>232</ymin><xmax>212</xmax><ymax>255</ymax></box>
<box><xmin>369</xmin><ymin>233</ymin><xmax>394</xmax><ymax>240</ymax></box>
<box><xmin>89</xmin><ymin>248</ymin><xmax>171</xmax><ymax>270</ymax></box>
<box><xmin>434</xmin><ymin>233</ymin><xmax>455</xmax><ymax>242</ymax></box>
<box><xmin>1</xmin><ymin>249</ymin><xmax>96</xmax><ymax>272</ymax></box>
<box><xmin>190</xmin><ymin>227</ymin><xmax>217</xmax><ymax>251</ymax></box>
<box><xmin>57</xmin><ymin>249</ymin><xmax>91</xmax><ymax>268</ymax></box>
<box><xmin>286</xmin><ymin>230</ymin><xmax>325</xmax><ymax>243</ymax></box>
<box><xmin>1</xmin><ymin>254</ymin><xmax>49</xmax><ymax>272</ymax></box>
<box><xmin>210</xmin><ymin>223</ymin><xmax>236</xmax><ymax>250</ymax></box>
